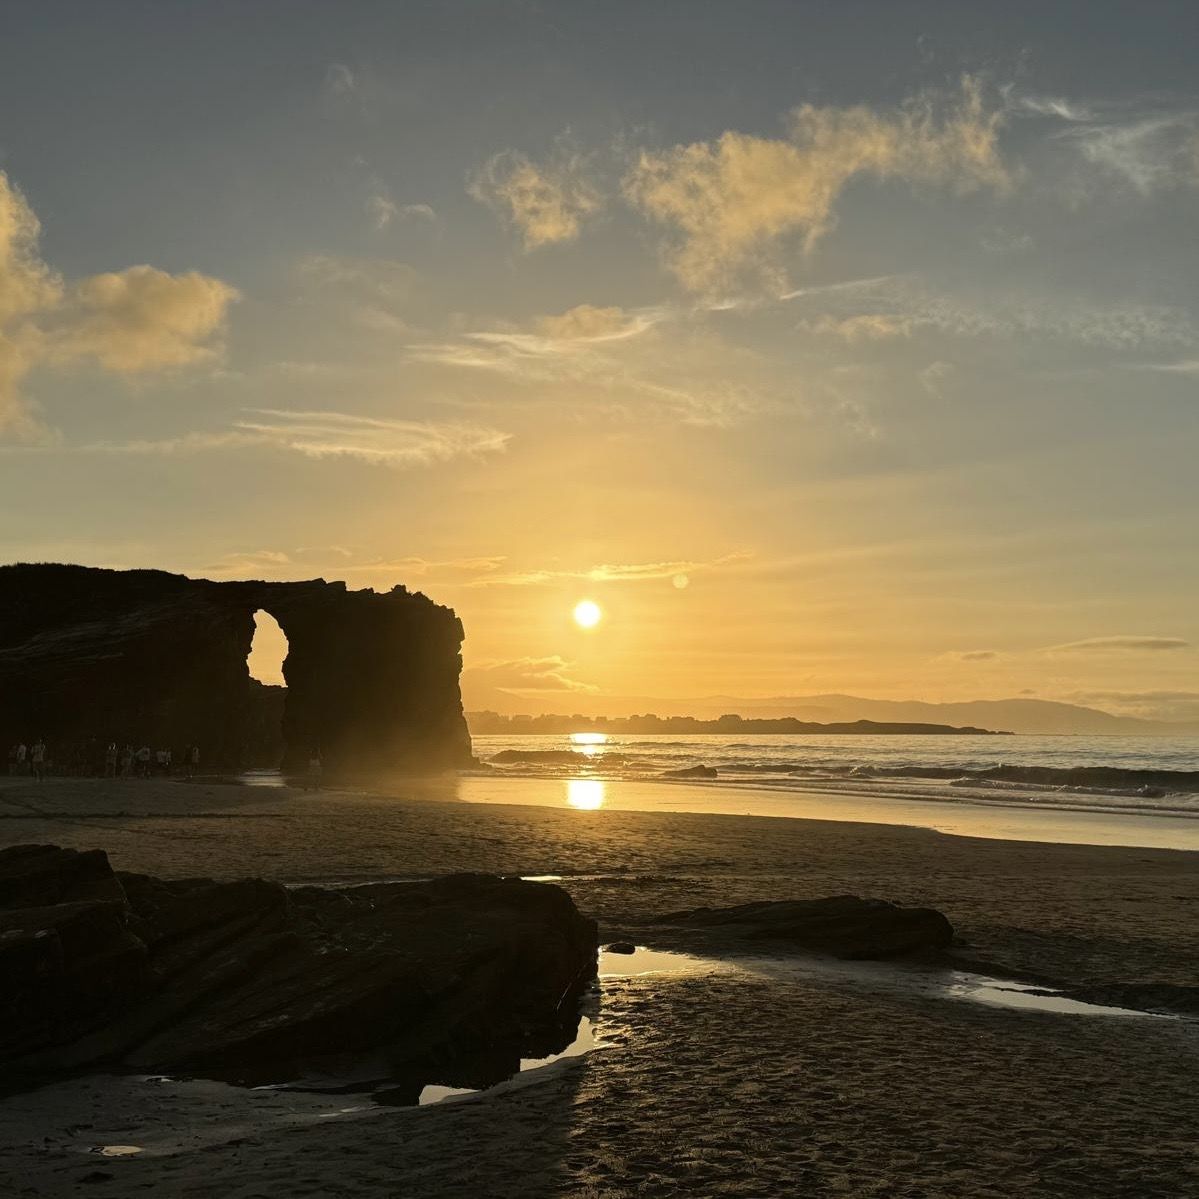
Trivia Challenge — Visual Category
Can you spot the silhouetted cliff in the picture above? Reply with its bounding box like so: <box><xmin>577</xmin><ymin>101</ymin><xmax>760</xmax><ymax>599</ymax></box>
<box><xmin>0</xmin><ymin>564</ymin><xmax>472</xmax><ymax>775</ymax></box>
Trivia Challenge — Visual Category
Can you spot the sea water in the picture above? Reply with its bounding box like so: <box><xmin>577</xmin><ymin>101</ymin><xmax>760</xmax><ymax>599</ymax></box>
<box><xmin>469</xmin><ymin>732</ymin><xmax>1199</xmax><ymax>819</ymax></box>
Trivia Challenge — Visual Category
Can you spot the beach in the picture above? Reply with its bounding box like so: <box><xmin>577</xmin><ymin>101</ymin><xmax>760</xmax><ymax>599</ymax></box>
<box><xmin>2</xmin><ymin>774</ymin><xmax>1197</xmax><ymax>1197</ymax></box>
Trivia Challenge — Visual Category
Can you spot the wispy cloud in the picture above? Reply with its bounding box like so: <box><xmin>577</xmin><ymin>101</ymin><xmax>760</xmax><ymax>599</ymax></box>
<box><xmin>26</xmin><ymin>409</ymin><xmax>511</xmax><ymax>469</ymax></box>
<box><xmin>231</xmin><ymin>409</ymin><xmax>510</xmax><ymax>466</ymax></box>
<box><xmin>204</xmin><ymin>548</ymin><xmax>507</xmax><ymax>583</ymax></box>
<box><xmin>410</xmin><ymin>301</ymin><xmax>770</xmax><ymax>427</ymax></box>
<box><xmin>470</xmin><ymin>552</ymin><xmax>751</xmax><ymax>588</ymax></box>
<box><xmin>1059</xmin><ymin>112</ymin><xmax>1199</xmax><ymax>195</ymax></box>
<box><xmin>786</xmin><ymin>275</ymin><xmax>1196</xmax><ymax>351</ymax></box>
<box><xmin>368</xmin><ymin>188</ymin><xmax>437</xmax><ymax>232</ymax></box>
<box><xmin>800</xmin><ymin>313</ymin><xmax>912</xmax><ymax>341</ymax></box>
<box><xmin>1010</xmin><ymin>90</ymin><xmax>1199</xmax><ymax>195</ymax></box>
<box><xmin>469</xmin><ymin>138</ymin><xmax>602</xmax><ymax>249</ymax></box>
<box><xmin>462</xmin><ymin>656</ymin><xmax>596</xmax><ymax>694</ymax></box>
<box><xmin>1042</xmin><ymin>635</ymin><xmax>1190</xmax><ymax>654</ymax></box>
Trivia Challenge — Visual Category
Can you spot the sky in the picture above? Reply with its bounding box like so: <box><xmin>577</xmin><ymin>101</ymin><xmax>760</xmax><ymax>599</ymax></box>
<box><xmin>1</xmin><ymin>1</ymin><xmax>1197</xmax><ymax>720</ymax></box>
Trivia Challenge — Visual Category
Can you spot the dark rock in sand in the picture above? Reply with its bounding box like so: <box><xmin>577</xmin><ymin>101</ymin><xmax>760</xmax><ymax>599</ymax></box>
<box><xmin>0</xmin><ymin>845</ymin><xmax>598</xmax><ymax>1094</ymax></box>
<box><xmin>656</xmin><ymin>895</ymin><xmax>954</xmax><ymax>959</ymax></box>
<box><xmin>604</xmin><ymin>942</ymin><xmax>637</xmax><ymax>955</ymax></box>
<box><xmin>0</xmin><ymin>563</ymin><xmax>472</xmax><ymax>775</ymax></box>
<box><xmin>1061</xmin><ymin>982</ymin><xmax>1199</xmax><ymax>1016</ymax></box>
<box><xmin>661</xmin><ymin>764</ymin><xmax>718</xmax><ymax>780</ymax></box>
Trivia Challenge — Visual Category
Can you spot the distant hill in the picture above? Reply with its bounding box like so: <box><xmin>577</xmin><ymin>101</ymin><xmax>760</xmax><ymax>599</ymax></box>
<box><xmin>468</xmin><ymin>712</ymin><xmax>1007</xmax><ymax>736</ymax></box>
<box><xmin>459</xmin><ymin>684</ymin><xmax>1199</xmax><ymax>736</ymax></box>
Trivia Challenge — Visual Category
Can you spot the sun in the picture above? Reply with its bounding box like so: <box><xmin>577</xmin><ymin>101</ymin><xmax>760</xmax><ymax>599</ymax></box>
<box><xmin>573</xmin><ymin>599</ymin><xmax>602</xmax><ymax>629</ymax></box>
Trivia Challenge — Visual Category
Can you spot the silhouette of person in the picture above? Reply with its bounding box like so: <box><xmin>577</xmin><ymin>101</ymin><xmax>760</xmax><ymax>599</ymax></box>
<box><xmin>30</xmin><ymin>739</ymin><xmax>46</xmax><ymax>783</ymax></box>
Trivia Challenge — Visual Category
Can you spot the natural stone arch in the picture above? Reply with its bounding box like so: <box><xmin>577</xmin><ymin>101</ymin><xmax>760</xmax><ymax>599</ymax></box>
<box><xmin>0</xmin><ymin>565</ymin><xmax>472</xmax><ymax>777</ymax></box>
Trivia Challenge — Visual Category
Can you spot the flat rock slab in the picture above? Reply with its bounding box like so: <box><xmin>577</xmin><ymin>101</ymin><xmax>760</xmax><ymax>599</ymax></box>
<box><xmin>655</xmin><ymin>895</ymin><xmax>954</xmax><ymax>959</ymax></box>
<box><xmin>0</xmin><ymin>845</ymin><xmax>597</xmax><ymax>1095</ymax></box>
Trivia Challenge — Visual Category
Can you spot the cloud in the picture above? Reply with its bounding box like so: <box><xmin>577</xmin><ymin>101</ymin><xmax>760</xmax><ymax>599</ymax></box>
<box><xmin>47</xmin><ymin>410</ymin><xmax>511</xmax><ymax>469</ymax></box>
<box><xmin>1011</xmin><ymin>91</ymin><xmax>1199</xmax><ymax>195</ymax></box>
<box><xmin>297</xmin><ymin>254</ymin><xmax>418</xmax><ymax>302</ymax></box>
<box><xmin>0</xmin><ymin>171</ymin><xmax>237</xmax><ymax>437</ymax></box>
<box><xmin>202</xmin><ymin>548</ymin><xmax>508</xmax><ymax>584</ymax></box>
<box><xmin>1067</xmin><ymin>690</ymin><xmax>1199</xmax><ymax>723</ymax></box>
<box><xmin>368</xmin><ymin>190</ymin><xmax>437</xmax><ymax>232</ymax></box>
<box><xmin>1060</xmin><ymin>112</ymin><xmax>1199</xmax><ymax>195</ymax></box>
<box><xmin>231</xmin><ymin>409</ymin><xmax>511</xmax><ymax>467</ymax></box>
<box><xmin>1011</xmin><ymin>94</ymin><xmax>1094</xmax><ymax>123</ymax></box>
<box><xmin>623</xmin><ymin>77</ymin><xmax>1008</xmax><ymax>292</ymax></box>
<box><xmin>801</xmin><ymin>313</ymin><xmax>912</xmax><ymax>341</ymax></box>
<box><xmin>54</xmin><ymin>267</ymin><xmax>238</xmax><ymax>372</ymax></box>
<box><xmin>295</xmin><ymin>253</ymin><xmax>420</xmax><ymax>335</ymax></box>
<box><xmin>205</xmin><ymin>549</ymin><xmax>294</xmax><ymax>576</ymax></box>
<box><xmin>409</xmin><ymin>304</ymin><xmax>767</xmax><ymax>427</ymax></box>
<box><xmin>323</xmin><ymin>63</ymin><xmax>357</xmax><ymax>102</ymax></box>
<box><xmin>344</xmin><ymin>554</ymin><xmax>507</xmax><ymax>578</ymax></box>
<box><xmin>470</xmin><ymin>142</ymin><xmax>602</xmax><ymax>249</ymax></box>
<box><xmin>785</xmin><ymin>274</ymin><xmax>1195</xmax><ymax>351</ymax></box>
<box><xmin>1042</xmin><ymin>635</ymin><xmax>1190</xmax><ymax>654</ymax></box>
<box><xmin>537</xmin><ymin>304</ymin><xmax>655</xmax><ymax>342</ymax></box>
<box><xmin>954</xmin><ymin>649</ymin><xmax>999</xmax><ymax>661</ymax></box>
<box><xmin>470</xmin><ymin>552</ymin><xmax>751</xmax><ymax>588</ymax></box>
<box><xmin>463</xmin><ymin>656</ymin><xmax>596</xmax><ymax>694</ymax></box>
<box><xmin>1132</xmin><ymin>359</ymin><xmax>1199</xmax><ymax>375</ymax></box>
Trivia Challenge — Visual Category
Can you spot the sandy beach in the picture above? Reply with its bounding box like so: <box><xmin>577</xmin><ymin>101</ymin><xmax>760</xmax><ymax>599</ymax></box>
<box><xmin>2</xmin><ymin>775</ymin><xmax>1197</xmax><ymax>1197</ymax></box>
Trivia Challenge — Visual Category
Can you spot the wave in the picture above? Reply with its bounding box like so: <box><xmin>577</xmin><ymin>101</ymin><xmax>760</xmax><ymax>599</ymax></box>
<box><xmin>839</xmin><ymin>763</ymin><xmax>1199</xmax><ymax>795</ymax></box>
<box><xmin>487</xmin><ymin>748</ymin><xmax>1199</xmax><ymax>796</ymax></box>
<box><xmin>489</xmin><ymin>749</ymin><xmax>630</xmax><ymax>765</ymax></box>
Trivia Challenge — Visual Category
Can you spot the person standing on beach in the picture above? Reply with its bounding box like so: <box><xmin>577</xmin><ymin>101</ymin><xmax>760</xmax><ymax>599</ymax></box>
<box><xmin>104</xmin><ymin>742</ymin><xmax>118</xmax><ymax>778</ymax></box>
<box><xmin>306</xmin><ymin>749</ymin><xmax>323</xmax><ymax>792</ymax></box>
<box><xmin>136</xmin><ymin>745</ymin><xmax>152</xmax><ymax>778</ymax></box>
<box><xmin>15</xmin><ymin>742</ymin><xmax>27</xmax><ymax>775</ymax></box>
<box><xmin>30</xmin><ymin>739</ymin><xmax>46</xmax><ymax>782</ymax></box>
<box><xmin>120</xmin><ymin>744</ymin><xmax>134</xmax><ymax>776</ymax></box>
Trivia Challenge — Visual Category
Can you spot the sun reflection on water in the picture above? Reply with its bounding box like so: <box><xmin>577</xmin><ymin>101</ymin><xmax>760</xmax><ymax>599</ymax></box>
<box><xmin>566</xmin><ymin>778</ymin><xmax>605</xmax><ymax>810</ymax></box>
<box><xmin>569</xmin><ymin>731</ymin><xmax>608</xmax><ymax>758</ymax></box>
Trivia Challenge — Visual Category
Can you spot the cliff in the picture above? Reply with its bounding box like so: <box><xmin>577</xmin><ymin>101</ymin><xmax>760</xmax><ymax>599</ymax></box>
<box><xmin>0</xmin><ymin>563</ymin><xmax>473</xmax><ymax>775</ymax></box>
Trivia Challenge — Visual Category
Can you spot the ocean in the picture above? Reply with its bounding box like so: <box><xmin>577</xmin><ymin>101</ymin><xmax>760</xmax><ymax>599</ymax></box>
<box><xmin>468</xmin><ymin>733</ymin><xmax>1199</xmax><ymax>820</ymax></box>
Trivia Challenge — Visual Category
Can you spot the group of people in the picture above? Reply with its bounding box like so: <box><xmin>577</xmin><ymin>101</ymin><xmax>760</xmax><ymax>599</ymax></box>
<box><xmin>6</xmin><ymin>740</ymin><xmax>203</xmax><ymax>780</ymax></box>
<box><xmin>5</xmin><ymin>739</ymin><xmax>48</xmax><ymax>781</ymax></box>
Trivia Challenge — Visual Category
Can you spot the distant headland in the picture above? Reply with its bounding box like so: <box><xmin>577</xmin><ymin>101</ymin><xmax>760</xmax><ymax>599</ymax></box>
<box><xmin>468</xmin><ymin>711</ymin><xmax>1009</xmax><ymax>736</ymax></box>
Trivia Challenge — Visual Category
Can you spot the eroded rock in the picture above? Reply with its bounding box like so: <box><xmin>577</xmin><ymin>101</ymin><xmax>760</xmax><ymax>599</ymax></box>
<box><xmin>1</xmin><ymin>845</ymin><xmax>598</xmax><ymax>1094</ymax></box>
<box><xmin>661</xmin><ymin>765</ymin><xmax>718</xmax><ymax>780</ymax></box>
<box><xmin>656</xmin><ymin>895</ymin><xmax>954</xmax><ymax>959</ymax></box>
<box><xmin>0</xmin><ymin>563</ymin><xmax>472</xmax><ymax>775</ymax></box>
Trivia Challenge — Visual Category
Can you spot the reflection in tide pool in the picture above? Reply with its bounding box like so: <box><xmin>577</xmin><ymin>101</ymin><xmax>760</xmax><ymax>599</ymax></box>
<box><xmin>568</xmin><ymin>731</ymin><xmax>609</xmax><ymax>757</ymax></box>
<box><xmin>567</xmin><ymin>778</ymin><xmax>605</xmax><ymax>810</ymax></box>
<box><xmin>418</xmin><ymin>1016</ymin><xmax>600</xmax><ymax>1106</ymax></box>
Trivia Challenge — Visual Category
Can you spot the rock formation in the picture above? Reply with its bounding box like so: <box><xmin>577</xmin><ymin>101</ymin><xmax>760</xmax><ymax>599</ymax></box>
<box><xmin>656</xmin><ymin>896</ymin><xmax>954</xmax><ymax>959</ymax></box>
<box><xmin>0</xmin><ymin>563</ymin><xmax>473</xmax><ymax>774</ymax></box>
<box><xmin>0</xmin><ymin>844</ymin><xmax>598</xmax><ymax>1097</ymax></box>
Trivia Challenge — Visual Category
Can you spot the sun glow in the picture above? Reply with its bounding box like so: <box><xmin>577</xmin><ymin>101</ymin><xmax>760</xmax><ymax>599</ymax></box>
<box><xmin>569</xmin><ymin>731</ymin><xmax>609</xmax><ymax>758</ymax></box>
<box><xmin>573</xmin><ymin>599</ymin><xmax>602</xmax><ymax>628</ymax></box>
<box><xmin>566</xmin><ymin>779</ymin><xmax>605</xmax><ymax>810</ymax></box>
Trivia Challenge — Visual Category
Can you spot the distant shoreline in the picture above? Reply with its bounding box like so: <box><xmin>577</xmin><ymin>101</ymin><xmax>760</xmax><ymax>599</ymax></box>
<box><xmin>468</xmin><ymin>714</ymin><xmax>1010</xmax><ymax>736</ymax></box>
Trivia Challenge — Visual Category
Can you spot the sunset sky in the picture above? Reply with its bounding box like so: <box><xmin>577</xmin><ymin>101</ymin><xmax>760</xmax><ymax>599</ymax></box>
<box><xmin>1</xmin><ymin>1</ymin><xmax>1197</xmax><ymax>719</ymax></box>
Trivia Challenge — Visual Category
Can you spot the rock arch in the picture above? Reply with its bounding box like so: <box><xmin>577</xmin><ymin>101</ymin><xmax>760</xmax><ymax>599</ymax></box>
<box><xmin>0</xmin><ymin>565</ymin><xmax>472</xmax><ymax>776</ymax></box>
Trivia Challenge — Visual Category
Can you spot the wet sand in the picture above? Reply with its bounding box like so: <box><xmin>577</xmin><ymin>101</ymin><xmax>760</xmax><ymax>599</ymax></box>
<box><xmin>2</xmin><ymin>775</ymin><xmax>1197</xmax><ymax>1197</ymax></box>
